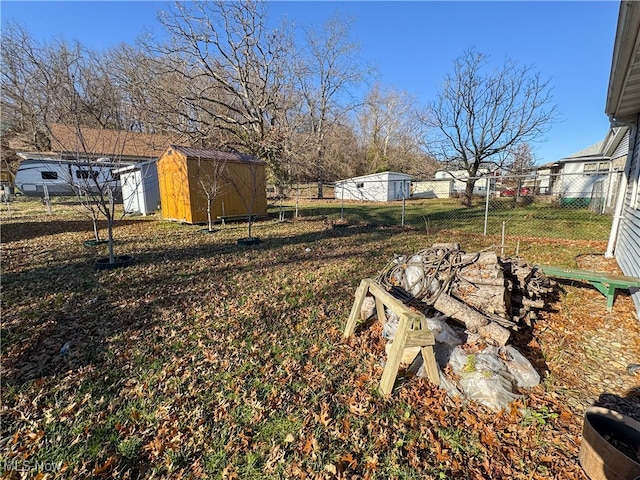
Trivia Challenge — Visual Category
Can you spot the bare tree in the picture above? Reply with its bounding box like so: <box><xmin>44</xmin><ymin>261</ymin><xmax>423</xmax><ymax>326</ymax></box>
<box><xmin>0</xmin><ymin>25</ymin><xmax>133</xmax><ymax>263</ymax></box>
<box><xmin>145</xmin><ymin>0</ymin><xmax>292</xmax><ymax>180</ymax></box>
<box><xmin>195</xmin><ymin>157</ymin><xmax>226</xmax><ymax>232</ymax></box>
<box><xmin>221</xmin><ymin>158</ymin><xmax>267</xmax><ymax>242</ymax></box>
<box><xmin>357</xmin><ymin>83</ymin><xmax>429</xmax><ymax>175</ymax></box>
<box><xmin>47</xmin><ymin>124</ymin><xmax>132</xmax><ymax>264</ymax></box>
<box><xmin>1</xmin><ymin>22</ymin><xmax>57</xmax><ymax>150</ymax></box>
<box><xmin>294</xmin><ymin>13</ymin><xmax>370</xmax><ymax>198</ymax></box>
<box><xmin>423</xmin><ymin>48</ymin><xmax>557</xmax><ymax>206</ymax></box>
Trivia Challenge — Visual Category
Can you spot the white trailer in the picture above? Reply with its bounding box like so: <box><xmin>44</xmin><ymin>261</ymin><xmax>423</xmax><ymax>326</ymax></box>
<box><xmin>14</xmin><ymin>158</ymin><xmax>131</xmax><ymax>198</ymax></box>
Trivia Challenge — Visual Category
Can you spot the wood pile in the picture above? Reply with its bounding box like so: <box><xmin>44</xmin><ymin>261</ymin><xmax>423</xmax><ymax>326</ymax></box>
<box><xmin>377</xmin><ymin>243</ymin><xmax>555</xmax><ymax>346</ymax></box>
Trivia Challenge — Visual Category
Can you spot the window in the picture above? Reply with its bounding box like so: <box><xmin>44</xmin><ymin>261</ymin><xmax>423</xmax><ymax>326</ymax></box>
<box><xmin>41</xmin><ymin>171</ymin><xmax>58</xmax><ymax>180</ymax></box>
<box><xmin>356</xmin><ymin>182</ymin><xmax>364</xmax><ymax>188</ymax></box>
<box><xmin>583</xmin><ymin>162</ymin><xmax>610</xmax><ymax>174</ymax></box>
<box><xmin>75</xmin><ymin>169</ymin><xmax>99</xmax><ymax>180</ymax></box>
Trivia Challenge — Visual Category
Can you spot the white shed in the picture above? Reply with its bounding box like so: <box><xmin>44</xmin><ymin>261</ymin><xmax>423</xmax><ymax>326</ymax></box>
<box><xmin>434</xmin><ymin>169</ymin><xmax>493</xmax><ymax>196</ymax></box>
<box><xmin>411</xmin><ymin>179</ymin><xmax>454</xmax><ymax>199</ymax></box>
<box><xmin>115</xmin><ymin>160</ymin><xmax>160</xmax><ymax>216</ymax></box>
<box><xmin>335</xmin><ymin>172</ymin><xmax>411</xmax><ymax>202</ymax></box>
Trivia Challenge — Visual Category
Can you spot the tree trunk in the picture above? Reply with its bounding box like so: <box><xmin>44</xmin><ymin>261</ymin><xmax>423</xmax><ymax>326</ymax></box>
<box><xmin>462</xmin><ymin>177</ymin><xmax>477</xmax><ymax>207</ymax></box>
<box><xmin>107</xmin><ymin>189</ymin><xmax>115</xmax><ymax>263</ymax></box>
<box><xmin>317</xmin><ymin>147</ymin><xmax>324</xmax><ymax>199</ymax></box>
<box><xmin>92</xmin><ymin>215</ymin><xmax>100</xmax><ymax>241</ymax></box>
<box><xmin>433</xmin><ymin>292</ymin><xmax>510</xmax><ymax>345</ymax></box>
<box><xmin>451</xmin><ymin>282</ymin><xmax>511</xmax><ymax>318</ymax></box>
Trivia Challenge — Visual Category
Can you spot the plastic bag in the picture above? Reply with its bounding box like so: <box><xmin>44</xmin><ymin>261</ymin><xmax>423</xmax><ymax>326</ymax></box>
<box><xmin>404</xmin><ymin>254</ymin><xmax>426</xmax><ymax>297</ymax></box>
<box><xmin>499</xmin><ymin>346</ymin><xmax>541</xmax><ymax>388</ymax></box>
<box><xmin>475</xmin><ymin>348</ymin><xmax>510</xmax><ymax>376</ymax></box>
<box><xmin>438</xmin><ymin>369</ymin><xmax>464</xmax><ymax>399</ymax></box>
<box><xmin>460</xmin><ymin>371</ymin><xmax>523</xmax><ymax>411</ymax></box>
<box><xmin>426</xmin><ymin>315</ymin><xmax>463</xmax><ymax>346</ymax></box>
<box><xmin>448</xmin><ymin>346</ymin><xmax>469</xmax><ymax>374</ymax></box>
<box><xmin>382</xmin><ymin>311</ymin><xmax>400</xmax><ymax>340</ymax></box>
<box><xmin>433</xmin><ymin>342</ymin><xmax>456</xmax><ymax>369</ymax></box>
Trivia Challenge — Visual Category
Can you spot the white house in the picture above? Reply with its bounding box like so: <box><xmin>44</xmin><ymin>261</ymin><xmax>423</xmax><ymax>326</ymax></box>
<box><xmin>114</xmin><ymin>160</ymin><xmax>160</xmax><ymax>216</ymax></box>
<box><xmin>434</xmin><ymin>169</ymin><xmax>494</xmax><ymax>196</ymax></box>
<box><xmin>604</xmin><ymin>0</ymin><xmax>640</xmax><ymax>320</ymax></box>
<box><xmin>534</xmin><ymin>128</ymin><xmax>628</xmax><ymax>211</ymax></box>
<box><xmin>335</xmin><ymin>172</ymin><xmax>411</xmax><ymax>202</ymax></box>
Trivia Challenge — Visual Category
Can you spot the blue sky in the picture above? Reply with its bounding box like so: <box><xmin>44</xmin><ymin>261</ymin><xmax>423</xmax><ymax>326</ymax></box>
<box><xmin>1</xmin><ymin>1</ymin><xmax>621</xmax><ymax>166</ymax></box>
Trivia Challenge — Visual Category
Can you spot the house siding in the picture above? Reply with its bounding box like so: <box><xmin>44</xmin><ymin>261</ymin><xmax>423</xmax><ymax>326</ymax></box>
<box><xmin>412</xmin><ymin>180</ymin><xmax>453</xmax><ymax>199</ymax></box>
<box><xmin>615</xmin><ymin>121</ymin><xmax>640</xmax><ymax>317</ymax></box>
<box><xmin>612</xmin><ymin>130</ymin><xmax>630</xmax><ymax>159</ymax></box>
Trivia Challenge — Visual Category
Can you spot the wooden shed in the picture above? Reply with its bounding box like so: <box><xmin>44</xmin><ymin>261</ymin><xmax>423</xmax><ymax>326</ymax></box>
<box><xmin>157</xmin><ymin>146</ymin><xmax>267</xmax><ymax>224</ymax></box>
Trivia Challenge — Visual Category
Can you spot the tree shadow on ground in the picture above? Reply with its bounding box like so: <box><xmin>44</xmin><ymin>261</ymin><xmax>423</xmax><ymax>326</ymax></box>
<box><xmin>594</xmin><ymin>386</ymin><xmax>640</xmax><ymax>423</ymax></box>
<box><xmin>1</xmin><ymin>218</ymin><xmax>154</xmax><ymax>243</ymax></box>
<box><xmin>1</xmin><ymin>227</ymin><xmax>390</xmax><ymax>387</ymax></box>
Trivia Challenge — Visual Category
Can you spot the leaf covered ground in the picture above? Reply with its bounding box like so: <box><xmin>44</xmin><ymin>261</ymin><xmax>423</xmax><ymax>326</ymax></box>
<box><xmin>2</xmin><ymin>199</ymin><xmax>639</xmax><ymax>479</ymax></box>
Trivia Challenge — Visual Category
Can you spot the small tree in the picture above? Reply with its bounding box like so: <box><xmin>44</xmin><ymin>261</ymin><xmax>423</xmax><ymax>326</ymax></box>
<box><xmin>196</xmin><ymin>157</ymin><xmax>226</xmax><ymax>232</ymax></box>
<box><xmin>423</xmin><ymin>48</ymin><xmax>557</xmax><ymax>207</ymax></box>
<box><xmin>74</xmin><ymin>185</ymin><xmax>103</xmax><ymax>242</ymax></box>
<box><xmin>222</xmin><ymin>157</ymin><xmax>266</xmax><ymax>242</ymax></box>
<box><xmin>48</xmin><ymin>124</ymin><xmax>130</xmax><ymax>264</ymax></box>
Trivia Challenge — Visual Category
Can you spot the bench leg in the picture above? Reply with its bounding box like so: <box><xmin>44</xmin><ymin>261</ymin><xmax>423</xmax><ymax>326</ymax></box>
<box><xmin>606</xmin><ymin>284</ymin><xmax>616</xmax><ymax>311</ymax></box>
<box><xmin>589</xmin><ymin>281</ymin><xmax>616</xmax><ymax>311</ymax></box>
<box><xmin>344</xmin><ymin>279</ymin><xmax>370</xmax><ymax>338</ymax></box>
<box><xmin>379</xmin><ymin>316</ymin><xmax>410</xmax><ymax>396</ymax></box>
<box><xmin>420</xmin><ymin>345</ymin><xmax>440</xmax><ymax>385</ymax></box>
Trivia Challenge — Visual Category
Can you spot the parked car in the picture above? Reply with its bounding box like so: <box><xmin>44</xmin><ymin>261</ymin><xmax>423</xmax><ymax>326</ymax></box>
<box><xmin>501</xmin><ymin>187</ymin><xmax>531</xmax><ymax>197</ymax></box>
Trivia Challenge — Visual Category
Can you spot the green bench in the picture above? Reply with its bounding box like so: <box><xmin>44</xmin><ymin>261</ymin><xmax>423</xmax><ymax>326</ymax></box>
<box><xmin>536</xmin><ymin>265</ymin><xmax>640</xmax><ymax>311</ymax></box>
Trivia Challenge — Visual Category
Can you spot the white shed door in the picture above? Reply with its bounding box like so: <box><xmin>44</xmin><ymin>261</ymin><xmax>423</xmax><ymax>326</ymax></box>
<box><xmin>123</xmin><ymin>172</ymin><xmax>142</xmax><ymax>214</ymax></box>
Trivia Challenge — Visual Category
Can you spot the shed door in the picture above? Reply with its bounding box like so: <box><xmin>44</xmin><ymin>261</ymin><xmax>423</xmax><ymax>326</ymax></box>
<box><xmin>123</xmin><ymin>172</ymin><xmax>141</xmax><ymax>214</ymax></box>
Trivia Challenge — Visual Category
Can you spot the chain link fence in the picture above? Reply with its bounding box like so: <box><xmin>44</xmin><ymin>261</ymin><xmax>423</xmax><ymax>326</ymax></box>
<box><xmin>270</xmin><ymin>171</ymin><xmax>623</xmax><ymax>242</ymax></box>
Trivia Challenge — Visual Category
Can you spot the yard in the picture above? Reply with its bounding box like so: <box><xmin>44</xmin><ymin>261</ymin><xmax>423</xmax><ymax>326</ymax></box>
<box><xmin>1</xmin><ymin>198</ymin><xmax>639</xmax><ymax>479</ymax></box>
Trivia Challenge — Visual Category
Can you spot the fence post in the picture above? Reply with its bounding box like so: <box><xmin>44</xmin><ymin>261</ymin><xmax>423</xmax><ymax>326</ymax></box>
<box><xmin>483</xmin><ymin>177</ymin><xmax>491</xmax><ymax>236</ymax></box>
<box><xmin>43</xmin><ymin>183</ymin><xmax>52</xmax><ymax>215</ymax></box>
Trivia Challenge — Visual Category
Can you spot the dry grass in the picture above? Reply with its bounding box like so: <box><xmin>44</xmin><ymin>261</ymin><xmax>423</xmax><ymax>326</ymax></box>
<box><xmin>1</xmin><ymin>197</ymin><xmax>638</xmax><ymax>479</ymax></box>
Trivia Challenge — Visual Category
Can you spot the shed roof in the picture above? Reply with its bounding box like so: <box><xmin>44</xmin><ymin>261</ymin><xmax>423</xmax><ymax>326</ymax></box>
<box><xmin>170</xmin><ymin>145</ymin><xmax>263</xmax><ymax>164</ymax></box>
<box><xmin>336</xmin><ymin>171</ymin><xmax>412</xmax><ymax>183</ymax></box>
<box><xmin>49</xmin><ymin>124</ymin><xmax>185</xmax><ymax>159</ymax></box>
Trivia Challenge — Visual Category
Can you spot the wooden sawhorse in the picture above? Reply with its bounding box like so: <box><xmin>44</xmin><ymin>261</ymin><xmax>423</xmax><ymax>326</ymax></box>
<box><xmin>344</xmin><ymin>278</ymin><xmax>439</xmax><ymax>396</ymax></box>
